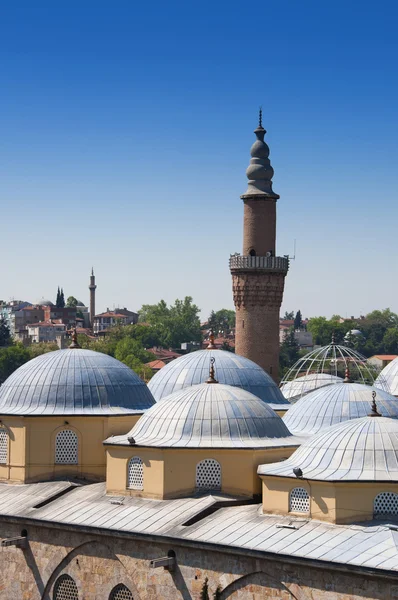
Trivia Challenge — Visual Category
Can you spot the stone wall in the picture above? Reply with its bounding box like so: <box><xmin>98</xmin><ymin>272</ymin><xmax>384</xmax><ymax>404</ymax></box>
<box><xmin>0</xmin><ymin>519</ymin><xmax>396</xmax><ymax>600</ymax></box>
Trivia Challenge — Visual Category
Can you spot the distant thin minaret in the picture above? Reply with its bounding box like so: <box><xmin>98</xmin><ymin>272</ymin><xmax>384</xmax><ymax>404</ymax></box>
<box><xmin>89</xmin><ymin>268</ymin><xmax>97</xmax><ymax>328</ymax></box>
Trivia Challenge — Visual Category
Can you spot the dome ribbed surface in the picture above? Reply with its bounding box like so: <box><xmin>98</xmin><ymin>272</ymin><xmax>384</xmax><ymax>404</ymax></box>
<box><xmin>148</xmin><ymin>349</ymin><xmax>288</xmax><ymax>406</ymax></box>
<box><xmin>258</xmin><ymin>417</ymin><xmax>398</xmax><ymax>481</ymax></box>
<box><xmin>283</xmin><ymin>383</ymin><xmax>398</xmax><ymax>436</ymax></box>
<box><xmin>280</xmin><ymin>373</ymin><xmax>342</xmax><ymax>401</ymax></box>
<box><xmin>376</xmin><ymin>358</ymin><xmax>398</xmax><ymax>396</ymax></box>
<box><xmin>0</xmin><ymin>349</ymin><xmax>155</xmax><ymax>415</ymax></box>
<box><xmin>107</xmin><ymin>384</ymin><xmax>297</xmax><ymax>449</ymax></box>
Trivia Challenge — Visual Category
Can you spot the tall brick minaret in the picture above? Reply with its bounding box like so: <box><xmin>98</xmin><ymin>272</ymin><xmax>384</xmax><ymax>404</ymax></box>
<box><xmin>89</xmin><ymin>268</ymin><xmax>97</xmax><ymax>328</ymax></box>
<box><xmin>230</xmin><ymin>111</ymin><xmax>289</xmax><ymax>382</ymax></box>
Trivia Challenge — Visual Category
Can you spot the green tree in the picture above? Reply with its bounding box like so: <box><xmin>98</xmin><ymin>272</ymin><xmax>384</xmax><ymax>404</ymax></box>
<box><xmin>0</xmin><ymin>318</ymin><xmax>11</xmax><ymax>347</ymax></box>
<box><xmin>66</xmin><ymin>296</ymin><xmax>79</xmax><ymax>308</ymax></box>
<box><xmin>0</xmin><ymin>344</ymin><xmax>31</xmax><ymax>384</ymax></box>
<box><xmin>213</xmin><ymin>587</ymin><xmax>222</xmax><ymax>600</ymax></box>
<box><xmin>139</xmin><ymin>297</ymin><xmax>201</xmax><ymax>348</ymax></box>
<box><xmin>200</xmin><ymin>578</ymin><xmax>210</xmax><ymax>600</ymax></box>
<box><xmin>56</xmin><ymin>287</ymin><xmax>61</xmax><ymax>307</ymax></box>
<box><xmin>207</xmin><ymin>309</ymin><xmax>235</xmax><ymax>335</ymax></box>
<box><xmin>283</xmin><ymin>311</ymin><xmax>294</xmax><ymax>320</ymax></box>
<box><xmin>294</xmin><ymin>310</ymin><xmax>302</xmax><ymax>331</ymax></box>
<box><xmin>383</xmin><ymin>328</ymin><xmax>398</xmax><ymax>354</ymax></box>
<box><xmin>279</xmin><ymin>328</ymin><xmax>300</xmax><ymax>374</ymax></box>
<box><xmin>59</xmin><ymin>288</ymin><xmax>65</xmax><ymax>308</ymax></box>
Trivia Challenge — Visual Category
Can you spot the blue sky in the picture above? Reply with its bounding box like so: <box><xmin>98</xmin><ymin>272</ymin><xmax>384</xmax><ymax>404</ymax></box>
<box><xmin>1</xmin><ymin>1</ymin><xmax>398</xmax><ymax>320</ymax></box>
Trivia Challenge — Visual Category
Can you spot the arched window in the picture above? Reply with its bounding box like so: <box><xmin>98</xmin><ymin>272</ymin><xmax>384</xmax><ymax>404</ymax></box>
<box><xmin>109</xmin><ymin>583</ymin><xmax>133</xmax><ymax>600</ymax></box>
<box><xmin>53</xmin><ymin>574</ymin><xmax>78</xmax><ymax>600</ymax></box>
<box><xmin>374</xmin><ymin>492</ymin><xmax>398</xmax><ymax>517</ymax></box>
<box><xmin>0</xmin><ymin>428</ymin><xmax>8</xmax><ymax>464</ymax></box>
<box><xmin>196</xmin><ymin>458</ymin><xmax>221</xmax><ymax>491</ymax></box>
<box><xmin>249</xmin><ymin>249</ymin><xmax>256</xmax><ymax>257</ymax></box>
<box><xmin>127</xmin><ymin>456</ymin><xmax>143</xmax><ymax>490</ymax></box>
<box><xmin>55</xmin><ymin>430</ymin><xmax>78</xmax><ymax>465</ymax></box>
<box><xmin>289</xmin><ymin>487</ymin><xmax>310</xmax><ymax>513</ymax></box>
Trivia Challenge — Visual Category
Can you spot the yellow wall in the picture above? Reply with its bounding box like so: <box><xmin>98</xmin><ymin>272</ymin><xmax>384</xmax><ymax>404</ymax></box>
<box><xmin>105</xmin><ymin>444</ymin><xmax>297</xmax><ymax>499</ymax></box>
<box><xmin>261</xmin><ymin>476</ymin><xmax>398</xmax><ymax>524</ymax></box>
<box><xmin>0</xmin><ymin>413</ymin><xmax>141</xmax><ymax>484</ymax></box>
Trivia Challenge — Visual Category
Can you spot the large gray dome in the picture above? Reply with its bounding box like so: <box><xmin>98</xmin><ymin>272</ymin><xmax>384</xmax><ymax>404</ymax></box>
<box><xmin>0</xmin><ymin>349</ymin><xmax>155</xmax><ymax>416</ymax></box>
<box><xmin>283</xmin><ymin>382</ymin><xmax>398</xmax><ymax>436</ymax></box>
<box><xmin>106</xmin><ymin>383</ymin><xmax>298</xmax><ymax>449</ymax></box>
<box><xmin>148</xmin><ymin>349</ymin><xmax>288</xmax><ymax>408</ymax></box>
<box><xmin>259</xmin><ymin>416</ymin><xmax>398</xmax><ymax>481</ymax></box>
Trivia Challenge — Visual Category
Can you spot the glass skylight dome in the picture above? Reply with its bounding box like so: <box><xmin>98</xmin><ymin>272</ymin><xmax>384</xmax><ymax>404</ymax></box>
<box><xmin>280</xmin><ymin>339</ymin><xmax>388</xmax><ymax>402</ymax></box>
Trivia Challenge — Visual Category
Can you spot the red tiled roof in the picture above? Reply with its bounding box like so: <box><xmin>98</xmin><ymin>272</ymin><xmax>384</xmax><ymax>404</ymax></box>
<box><xmin>28</xmin><ymin>321</ymin><xmax>66</xmax><ymax>328</ymax></box>
<box><xmin>147</xmin><ymin>359</ymin><xmax>166</xmax><ymax>370</ymax></box>
<box><xmin>371</xmin><ymin>355</ymin><xmax>398</xmax><ymax>360</ymax></box>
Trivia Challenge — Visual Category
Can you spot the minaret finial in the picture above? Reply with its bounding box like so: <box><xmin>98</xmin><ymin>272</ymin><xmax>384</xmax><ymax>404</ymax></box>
<box><xmin>259</xmin><ymin>106</ymin><xmax>263</xmax><ymax>128</ymax></box>
<box><xmin>206</xmin><ymin>357</ymin><xmax>218</xmax><ymax>384</ymax></box>
<box><xmin>69</xmin><ymin>327</ymin><xmax>81</xmax><ymax>349</ymax></box>
<box><xmin>241</xmin><ymin>113</ymin><xmax>278</xmax><ymax>199</ymax></box>
<box><xmin>91</xmin><ymin>266</ymin><xmax>94</xmax><ymax>276</ymax></box>
<box><xmin>343</xmin><ymin>366</ymin><xmax>351</xmax><ymax>383</ymax></box>
<box><xmin>368</xmin><ymin>391</ymin><xmax>381</xmax><ymax>417</ymax></box>
<box><xmin>207</xmin><ymin>330</ymin><xmax>216</xmax><ymax>350</ymax></box>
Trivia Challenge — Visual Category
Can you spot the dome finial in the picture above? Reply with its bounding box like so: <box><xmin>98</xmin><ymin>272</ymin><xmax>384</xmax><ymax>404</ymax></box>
<box><xmin>207</xmin><ymin>330</ymin><xmax>216</xmax><ymax>350</ymax></box>
<box><xmin>343</xmin><ymin>366</ymin><xmax>351</xmax><ymax>383</ymax></box>
<box><xmin>69</xmin><ymin>327</ymin><xmax>81</xmax><ymax>349</ymax></box>
<box><xmin>331</xmin><ymin>331</ymin><xmax>336</xmax><ymax>345</ymax></box>
<box><xmin>369</xmin><ymin>391</ymin><xmax>381</xmax><ymax>417</ymax></box>
<box><xmin>206</xmin><ymin>357</ymin><xmax>218</xmax><ymax>384</ymax></box>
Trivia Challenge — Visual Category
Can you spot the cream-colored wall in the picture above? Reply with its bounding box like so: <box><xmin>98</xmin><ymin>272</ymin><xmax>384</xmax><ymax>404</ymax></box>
<box><xmin>261</xmin><ymin>476</ymin><xmax>398</xmax><ymax>524</ymax></box>
<box><xmin>106</xmin><ymin>444</ymin><xmax>297</xmax><ymax>499</ymax></box>
<box><xmin>0</xmin><ymin>413</ymin><xmax>141</xmax><ymax>484</ymax></box>
<box><xmin>274</xmin><ymin>409</ymin><xmax>288</xmax><ymax>417</ymax></box>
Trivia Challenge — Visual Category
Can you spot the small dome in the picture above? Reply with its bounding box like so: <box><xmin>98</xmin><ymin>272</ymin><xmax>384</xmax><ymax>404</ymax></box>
<box><xmin>376</xmin><ymin>358</ymin><xmax>398</xmax><ymax>396</ymax></box>
<box><xmin>108</xmin><ymin>384</ymin><xmax>296</xmax><ymax>449</ymax></box>
<box><xmin>283</xmin><ymin>382</ymin><xmax>398</xmax><ymax>436</ymax></box>
<box><xmin>259</xmin><ymin>416</ymin><xmax>398</xmax><ymax>481</ymax></box>
<box><xmin>0</xmin><ymin>349</ymin><xmax>155</xmax><ymax>415</ymax></box>
<box><xmin>280</xmin><ymin>341</ymin><xmax>386</xmax><ymax>401</ymax></box>
<box><xmin>280</xmin><ymin>373</ymin><xmax>343</xmax><ymax>401</ymax></box>
<box><xmin>345</xmin><ymin>329</ymin><xmax>363</xmax><ymax>338</ymax></box>
<box><xmin>76</xmin><ymin>300</ymin><xmax>85</xmax><ymax>307</ymax></box>
<box><xmin>148</xmin><ymin>349</ymin><xmax>288</xmax><ymax>408</ymax></box>
<box><xmin>35</xmin><ymin>298</ymin><xmax>54</xmax><ymax>306</ymax></box>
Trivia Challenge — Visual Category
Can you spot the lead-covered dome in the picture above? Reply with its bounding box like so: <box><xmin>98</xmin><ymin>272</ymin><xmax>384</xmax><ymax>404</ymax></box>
<box><xmin>283</xmin><ymin>382</ymin><xmax>398</xmax><ymax>436</ymax></box>
<box><xmin>376</xmin><ymin>357</ymin><xmax>398</xmax><ymax>396</ymax></box>
<box><xmin>259</xmin><ymin>416</ymin><xmax>398</xmax><ymax>481</ymax></box>
<box><xmin>148</xmin><ymin>349</ymin><xmax>288</xmax><ymax>408</ymax></box>
<box><xmin>107</xmin><ymin>383</ymin><xmax>298</xmax><ymax>449</ymax></box>
<box><xmin>0</xmin><ymin>349</ymin><xmax>155</xmax><ymax>415</ymax></box>
<box><xmin>280</xmin><ymin>373</ymin><xmax>343</xmax><ymax>402</ymax></box>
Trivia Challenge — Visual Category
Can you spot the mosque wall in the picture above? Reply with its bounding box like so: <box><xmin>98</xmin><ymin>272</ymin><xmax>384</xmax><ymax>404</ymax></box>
<box><xmin>0</xmin><ymin>519</ymin><xmax>396</xmax><ymax>600</ymax></box>
<box><xmin>106</xmin><ymin>446</ymin><xmax>296</xmax><ymax>499</ymax></box>
<box><xmin>0</xmin><ymin>414</ymin><xmax>141</xmax><ymax>484</ymax></box>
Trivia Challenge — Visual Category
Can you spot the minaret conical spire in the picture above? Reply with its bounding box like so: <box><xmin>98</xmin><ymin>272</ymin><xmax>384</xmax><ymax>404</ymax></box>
<box><xmin>242</xmin><ymin>111</ymin><xmax>279</xmax><ymax>199</ymax></box>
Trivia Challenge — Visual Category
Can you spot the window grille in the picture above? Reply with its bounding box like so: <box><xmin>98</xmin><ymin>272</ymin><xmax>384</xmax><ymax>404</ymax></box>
<box><xmin>55</xmin><ymin>430</ymin><xmax>78</xmax><ymax>465</ymax></box>
<box><xmin>109</xmin><ymin>584</ymin><xmax>133</xmax><ymax>600</ymax></box>
<box><xmin>0</xmin><ymin>428</ymin><xmax>8</xmax><ymax>464</ymax></box>
<box><xmin>53</xmin><ymin>574</ymin><xmax>78</xmax><ymax>600</ymax></box>
<box><xmin>196</xmin><ymin>459</ymin><xmax>221</xmax><ymax>490</ymax></box>
<box><xmin>289</xmin><ymin>487</ymin><xmax>310</xmax><ymax>513</ymax></box>
<box><xmin>374</xmin><ymin>492</ymin><xmax>398</xmax><ymax>517</ymax></box>
<box><xmin>127</xmin><ymin>457</ymin><xmax>143</xmax><ymax>490</ymax></box>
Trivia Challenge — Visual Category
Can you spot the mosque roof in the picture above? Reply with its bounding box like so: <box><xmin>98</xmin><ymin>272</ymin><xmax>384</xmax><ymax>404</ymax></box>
<box><xmin>2</xmin><ymin>481</ymin><xmax>398</xmax><ymax>574</ymax></box>
<box><xmin>376</xmin><ymin>357</ymin><xmax>398</xmax><ymax>396</ymax></box>
<box><xmin>105</xmin><ymin>383</ymin><xmax>298</xmax><ymax>449</ymax></box>
<box><xmin>258</xmin><ymin>416</ymin><xmax>398</xmax><ymax>482</ymax></box>
<box><xmin>147</xmin><ymin>349</ymin><xmax>289</xmax><ymax>407</ymax></box>
<box><xmin>282</xmin><ymin>382</ymin><xmax>398</xmax><ymax>436</ymax></box>
<box><xmin>280</xmin><ymin>373</ymin><xmax>343</xmax><ymax>401</ymax></box>
<box><xmin>0</xmin><ymin>349</ymin><xmax>155</xmax><ymax>416</ymax></box>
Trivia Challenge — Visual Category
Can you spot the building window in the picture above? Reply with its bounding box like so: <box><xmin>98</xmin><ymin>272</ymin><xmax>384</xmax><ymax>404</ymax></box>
<box><xmin>374</xmin><ymin>492</ymin><xmax>398</xmax><ymax>517</ymax></box>
<box><xmin>196</xmin><ymin>458</ymin><xmax>221</xmax><ymax>491</ymax></box>
<box><xmin>0</xmin><ymin>428</ymin><xmax>8</xmax><ymax>464</ymax></box>
<box><xmin>109</xmin><ymin>583</ymin><xmax>133</xmax><ymax>600</ymax></box>
<box><xmin>53</xmin><ymin>574</ymin><xmax>78</xmax><ymax>600</ymax></box>
<box><xmin>289</xmin><ymin>487</ymin><xmax>310</xmax><ymax>513</ymax></box>
<box><xmin>127</xmin><ymin>456</ymin><xmax>143</xmax><ymax>490</ymax></box>
<box><xmin>55</xmin><ymin>430</ymin><xmax>78</xmax><ymax>465</ymax></box>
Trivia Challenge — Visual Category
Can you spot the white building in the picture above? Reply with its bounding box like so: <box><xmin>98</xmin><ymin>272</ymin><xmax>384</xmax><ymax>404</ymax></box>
<box><xmin>27</xmin><ymin>322</ymin><xmax>66</xmax><ymax>344</ymax></box>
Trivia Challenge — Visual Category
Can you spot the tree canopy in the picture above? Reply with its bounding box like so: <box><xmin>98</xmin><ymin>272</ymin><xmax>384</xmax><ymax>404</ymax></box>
<box><xmin>139</xmin><ymin>297</ymin><xmax>201</xmax><ymax>348</ymax></box>
<box><xmin>0</xmin><ymin>318</ymin><xmax>11</xmax><ymax>347</ymax></box>
<box><xmin>66</xmin><ymin>296</ymin><xmax>79</xmax><ymax>307</ymax></box>
<box><xmin>207</xmin><ymin>309</ymin><xmax>235</xmax><ymax>334</ymax></box>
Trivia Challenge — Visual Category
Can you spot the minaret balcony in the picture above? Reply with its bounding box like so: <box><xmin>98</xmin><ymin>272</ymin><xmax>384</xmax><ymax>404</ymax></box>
<box><xmin>229</xmin><ymin>254</ymin><xmax>289</xmax><ymax>274</ymax></box>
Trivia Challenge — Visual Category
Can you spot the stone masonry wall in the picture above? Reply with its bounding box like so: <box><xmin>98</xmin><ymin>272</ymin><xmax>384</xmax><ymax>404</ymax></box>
<box><xmin>0</xmin><ymin>519</ymin><xmax>396</xmax><ymax>600</ymax></box>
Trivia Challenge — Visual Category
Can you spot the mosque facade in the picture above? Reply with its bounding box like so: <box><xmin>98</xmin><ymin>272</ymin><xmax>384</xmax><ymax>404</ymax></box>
<box><xmin>1</xmin><ymin>122</ymin><xmax>398</xmax><ymax>599</ymax></box>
